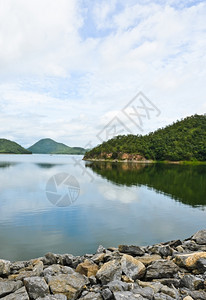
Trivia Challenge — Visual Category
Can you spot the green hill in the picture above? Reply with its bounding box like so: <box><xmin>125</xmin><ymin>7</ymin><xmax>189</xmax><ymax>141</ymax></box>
<box><xmin>28</xmin><ymin>138</ymin><xmax>86</xmax><ymax>154</ymax></box>
<box><xmin>84</xmin><ymin>114</ymin><xmax>206</xmax><ymax>161</ymax></box>
<box><xmin>0</xmin><ymin>139</ymin><xmax>31</xmax><ymax>154</ymax></box>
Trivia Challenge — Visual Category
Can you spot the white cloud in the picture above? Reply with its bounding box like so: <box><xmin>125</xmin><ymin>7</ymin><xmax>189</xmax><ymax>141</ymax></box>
<box><xmin>0</xmin><ymin>0</ymin><xmax>205</xmax><ymax>147</ymax></box>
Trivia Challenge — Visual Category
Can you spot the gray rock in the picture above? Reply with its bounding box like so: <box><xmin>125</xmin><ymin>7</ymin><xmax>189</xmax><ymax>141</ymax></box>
<box><xmin>60</xmin><ymin>254</ymin><xmax>75</xmax><ymax>266</ymax></box>
<box><xmin>1</xmin><ymin>287</ymin><xmax>29</xmax><ymax>300</ymax></box>
<box><xmin>96</xmin><ymin>260</ymin><xmax>121</xmax><ymax>285</ymax></box>
<box><xmin>42</xmin><ymin>253</ymin><xmax>57</xmax><ymax>265</ymax></box>
<box><xmin>160</xmin><ymin>285</ymin><xmax>177</xmax><ymax>298</ymax></box>
<box><xmin>80</xmin><ymin>292</ymin><xmax>103</xmax><ymax>299</ymax></box>
<box><xmin>132</xmin><ymin>287</ymin><xmax>154</xmax><ymax>300</ymax></box>
<box><xmin>145</xmin><ymin>260</ymin><xmax>179</xmax><ymax>280</ymax></box>
<box><xmin>37</xmin><ymin>295</ymin><xmax>67</xmax><ymax>300</ymax></box>
<box><xmin>187</xmin><ymin>290</ymin><xmax>206</xmax><ymax>300</ymax></box>
<box><xmin>180</xmin><ymin>274</ymin><xmax>204</xmax><ymax>290</ymax></box>
<box><xmin>121</xmin><ymin>254</ymin><xmax>146</xmax><ymax>280</ymax></box>
<box><xmin>10</xmin><ymin>261</ymin><xmax>28</xmax><ymax>273</ymax></box>
<box><xmin>97</xmin><ymin>245</ymin><xmax>106</xmax><ymax>253</ymax></box>
<box><xmin>106</xmin><ymin>280</ymin><xmax>130</xmax><ymax>292</ymax></box>
<box><xmin>48</xmin><ymin>272</ymin><xmax>89</xmax><ymax>300</ymax></box>
<box><xmin>113</xmin><ymin>291</ymin><xmax>145</xmax><ymax>300</ymax></box>
<box><xmin>118</xmin><ymin>245</ymin><xmax>144</xmax><ymax>256</ymax></box>
<box><xmin>101</xmin><ymin>288</ymin><xmax>113</xmax><ymax>300</ymax></box>
<box><xmin>196</xmin><ymin>257</ymin><xmax>206</xmax><ymax>273</ymax></box>
<box><xmin>0</xmin><ymin>259</ymin><xmax>11</xmax><ymax>276</ymax></box>
<box><xmin>153</xmin><ymin>278</ymin><xmax>180</xmax><ymax>288</ymax></box>
<box><xmin>192</xmin><ymin>230</ymin><xmax>206</xmax><ymax>245</ymax></box>
<box><xmin>153</xmin><ymin>292</ymin><xmax>175</xmax><ymax>300</ymax></box>
<box><xmin>24</xmin><ymin>276</ymin><xmax>49</xmax><ymax>299</ymax></box>
<box><xmin>0</xmin><ymin>280</ymin><xmax>23</xmax><ymax>297</ymax></box>
<box><xmin>43</xmin><ymin>264</ymin><xmax>74</xmax><ymax>281</ymax></box>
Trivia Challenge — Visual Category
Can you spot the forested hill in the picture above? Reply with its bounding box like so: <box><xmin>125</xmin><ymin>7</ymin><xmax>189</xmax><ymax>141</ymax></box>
<box><xmin>0</xmin><ymin>139</ymin><xmax>31</xmax><ymax>154</ymax></box>
<box><xmin>28</xmin><ymin>138</ymin><xmax>86</xmax><ymax>154</ymax></box>
<box><xmin>84</xmin><ymin>114</ymin><xmax>206</xmax><ymax>161</ymax></box>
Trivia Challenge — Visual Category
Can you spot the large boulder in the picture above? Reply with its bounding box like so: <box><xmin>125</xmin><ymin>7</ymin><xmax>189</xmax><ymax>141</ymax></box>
<box><xmin>24</xmin><ymin>276</ymin><xmax>49</xmax><ymax>299</ymax></box>
<box><xmin>0</xmin><ymin>280</ymin><xmax>23</xmax><ymax>298</ymax></box>
<box><xmin>48</xmin><ymin>272</ymin><xmax>89</xmax><ymax>299</ymax></box>
<box><xmin>1</xmin><ymin>287</ymin><xmax>29</xmax><ymax>300</ymax></box>
<box><xmin>145</xmin><ymin>260</ymin><xmax>179</xmax><ymax>280</ymax></box>
<box><xmin>192</xmin><ymin>230</ymin><xmax>206</xmax><ymax>245</ymax></box>
<box><xmin>174</xmin><ymin>252</ymin><xmax>206</xmax><ymax>270</ymax></box>
<box><xmin>76</xmin><ymin>259</ymin><xmax>99</xmax><ymax>277</ymax></box>
<box><xmin>118</xmin><ymin>245</ymin><xmax>144</xmax><ymax>256</ymax></box>
<box><xmin>0</xmin><ymin>259</ymin><xmax>11</xmax><ymax>276</ymax></box>
<box><xmin>96</xmin><ymin>260</ymin><xmax>121</xmax><ymax>285</ymax></box>
<box><xmin>121</xmin><ymin>254</ymin><xmax>146</xmax><ymax>280</ymax></box>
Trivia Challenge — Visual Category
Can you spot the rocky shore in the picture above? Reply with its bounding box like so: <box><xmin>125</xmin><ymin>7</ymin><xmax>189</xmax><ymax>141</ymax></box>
<box><xmin>1</xmin><ymin>230</ymin><xmax>206</xmax><ymax>300</ymax></box>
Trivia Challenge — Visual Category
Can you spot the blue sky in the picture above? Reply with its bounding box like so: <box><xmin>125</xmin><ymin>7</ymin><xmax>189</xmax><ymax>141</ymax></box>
<box><xmin>0</xmin><ymin>0</ymin><xmax>205</xmax><ymax>147</ymax></box>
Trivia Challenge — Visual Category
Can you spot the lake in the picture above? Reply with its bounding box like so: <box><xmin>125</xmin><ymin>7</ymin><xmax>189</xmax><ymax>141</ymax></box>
<box><xmin>0</xmin><ymin>154</ymin><xmax>205</xmax><ymax>261</ymax></box>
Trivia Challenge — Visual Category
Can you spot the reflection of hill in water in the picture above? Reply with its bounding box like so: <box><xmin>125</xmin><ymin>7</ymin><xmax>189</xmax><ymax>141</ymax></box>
<box><xmin>86</xmin><ymin>162</ymin><xmax>206</xmax><ymax>207</ymax></box>
<box><xmin>35</xmin><ymin>163</ymin><xmax>60</xmax><ymax>169</ymax></box>
<box><xmin>0</xmin><ymin>162</ymin><xmax>16</xmax><ymax>169</ymax></box>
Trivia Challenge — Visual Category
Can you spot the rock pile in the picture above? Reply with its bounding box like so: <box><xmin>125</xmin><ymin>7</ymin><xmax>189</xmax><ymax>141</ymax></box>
<box><xmin>0</xmin><ymin>230</ymin><xmax>206</xmax><ymax>299</ymax></box>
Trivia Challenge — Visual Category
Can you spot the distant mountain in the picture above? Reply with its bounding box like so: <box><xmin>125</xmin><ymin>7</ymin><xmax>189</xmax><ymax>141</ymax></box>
<box><xmin>0</xmin><ymin>139</ymin><xmax>31</xmax><ymax>154</ymax></box>
<box><xmin>28</xmin><ymin>138</ymin><xmax>86</xmax><ymax>154</ymax></box>
<box><xmin>84</xmin><ymin>114</ymin><xmax>206</xmax><ymax>161</ymax></box>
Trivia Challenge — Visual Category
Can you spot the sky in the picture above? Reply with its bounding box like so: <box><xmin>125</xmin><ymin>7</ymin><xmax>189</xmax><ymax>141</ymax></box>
<box><xmin>0</xmin><ymin>0</ymin><xmax>205</xmax><ymax>148</ymax></box>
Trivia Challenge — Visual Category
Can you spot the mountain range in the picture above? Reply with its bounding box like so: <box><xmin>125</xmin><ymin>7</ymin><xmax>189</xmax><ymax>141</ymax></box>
<box><xmin>0</xmin><ymin>138</ymin><xmax>86</xmax><ymax>155</ymax></box>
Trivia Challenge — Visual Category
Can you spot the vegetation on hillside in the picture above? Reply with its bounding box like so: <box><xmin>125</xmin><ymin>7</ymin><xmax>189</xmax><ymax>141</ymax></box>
<box><xmin>84</xmin><ymin>115</ymin><xmax>206</xmax><ymax>161</ymax></box>
<box><xmin>0</xmin><ymin>139</ymin><xmax>31</xmax><ymax>154</ymax></box>
<box><xmin>28</xmin><ymin>138</ymin><xmax>86</xmax><ymax>154</ymax></box>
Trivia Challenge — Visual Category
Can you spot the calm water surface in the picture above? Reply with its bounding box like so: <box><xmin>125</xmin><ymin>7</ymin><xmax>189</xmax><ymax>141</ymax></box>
<box><xmin>0</xmin><ymin>154</ymin><xmax>205</xmax><ymax>261</ymax></box>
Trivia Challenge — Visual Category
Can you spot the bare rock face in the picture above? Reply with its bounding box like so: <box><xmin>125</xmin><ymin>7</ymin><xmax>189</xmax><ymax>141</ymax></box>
<box><xmin>96</xmin><ymin>260</ymin><xmax>122</xmax><ymax>285</ymax></box>
<box><xmin>47</xmin><ymin>272</ymin><xmax>89</xmax><ymax>300</ymax></box>
<box><xmin>121</xmin><ymin>254</ymin><xmax>146</xmax><ymax>280</ymax></box>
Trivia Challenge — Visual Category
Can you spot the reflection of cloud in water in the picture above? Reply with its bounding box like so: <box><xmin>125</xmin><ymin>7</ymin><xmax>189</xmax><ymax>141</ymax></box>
<box><xmin>98</xmin><ymin>183</ymin><xmax>139</xmax><ymax>204</ymax></box>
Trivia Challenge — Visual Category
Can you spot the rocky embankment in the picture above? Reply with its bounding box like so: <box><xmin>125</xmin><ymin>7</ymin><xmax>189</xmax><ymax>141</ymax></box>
<box><xmin>1</xmin><ymin>230</ymin><xmax>206</xmax><ymax>300</ymax></box>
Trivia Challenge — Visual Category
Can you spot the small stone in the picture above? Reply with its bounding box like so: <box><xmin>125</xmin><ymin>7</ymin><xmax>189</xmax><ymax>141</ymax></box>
<box><xmin>96</xmin><ymin>245</ymin><xmax>106</xmax><ymax>253</ymax></box>
<box><xmin>0</xmin><ymin>260</ymin><xmax>11</xmax><ymax>276</ymax></box>
<box><xmin>76</xmin><ymin>259</ymin><xmax>99</xmax><ymax>277</ymax></box>
<box><xmin>121</xmin><ymin>254</ymin><xmax>146</xmax><ymax>280</ymax></box>
<box><xmin>196</xmin><ymin>257</ymin><xmax>206</xmax><ymax>273</ymax></box>
<box><xmin>43</xmin><ymin>253</ymin><xmax>57</xmax><ymax>265</ymax></box>
<box><xmin>101</xmin><ymin>288</ymin><xmax>113</xmax><ymax>300</ymax></box>
<box><xmin>24</xmin><ymin>276</ymin><xmax>49</xmax><ymax>299</ymax></box>
<box><xmin>153</xmin><ymin>292</ymin><xmax>175</xmax><ymax>300</ymax></box>
<box><xmin>121</xmin><ymin>275</ymin><xmax>134</xmax><ymax>283</ymax></box>
<box><xmin>113</xmin><ymin>291</ymin><xmax>144</xmax><ymax>300</ymax></box>
<box><xmin>137</xmin><ymin>255</ymin><xmax>161</xmax><ymax>266</ymax></box>
<box><xmin>176</xmin><ymin>246</ymin><xmax>184</xmax><ymax>253</ymax></box>
<box><xmin>106</xmin><ymin>280</ymin><xmax>130</xmax><ymax>292</ymax></box>
<box><xmin>183</xmin><ymin>297</ymin><xmax>194</xmax><ymax>300</ymax></box>
<box><xmin>118</xmin><ymin>245</ymin><xmax>144</xmax><ymax>256</ymax></box>
<box><xmin>137</xmin><ymin>280</ymin><xmax>163</xmax><ymax>293</ymax></box>
<box><xmin>36</xmin><ymin>295</ymin><xmax>67</xmax><ymax>300</ymax></box>
<box><xmin>96</xmin><ymin>260</ymin><xmax>121</xmax><ymax>285</ymax></box>
<box><xmin>80</xmin><ymin>292</ymin><xmax>103</xmax><ymax>299</ymax></box>
<box><xmin>132</xmin><ymin>287</ymin><xmax>154</xmax><ymax>300</ymax></box>
<box><xmin>92</xmin><ymin>253</ymin><xmax>105</xmax><ymax>264</ymax></box>
<box><xmin>160</xmin><ymin>285</ymin><xmax>177</xmax><ymax>298</ymax></box>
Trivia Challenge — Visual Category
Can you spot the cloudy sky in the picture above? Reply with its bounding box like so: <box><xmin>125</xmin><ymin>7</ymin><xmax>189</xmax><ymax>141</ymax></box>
<box><xmin>0</xmin><ymin>0</ymin><xmax>205</xmax><ymax>148</ymax></box>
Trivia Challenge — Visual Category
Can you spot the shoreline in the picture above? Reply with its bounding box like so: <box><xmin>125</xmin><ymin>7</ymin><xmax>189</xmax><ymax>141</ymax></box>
<box><xmin>1</xmin><ymin>230</ymin><xmax>206</xmax><ymax>299</ymax></box>
<box><xmin>83</xmin><ymin>158</ymin><xmax>206</xmax><ymax>165</ymax></box>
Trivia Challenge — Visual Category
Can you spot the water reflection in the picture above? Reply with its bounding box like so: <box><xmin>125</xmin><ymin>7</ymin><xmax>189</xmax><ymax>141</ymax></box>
<box><xmin>86</xmin><ymin>162</ymin><xmax>206</xmax><ymax>207</ymax></box>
